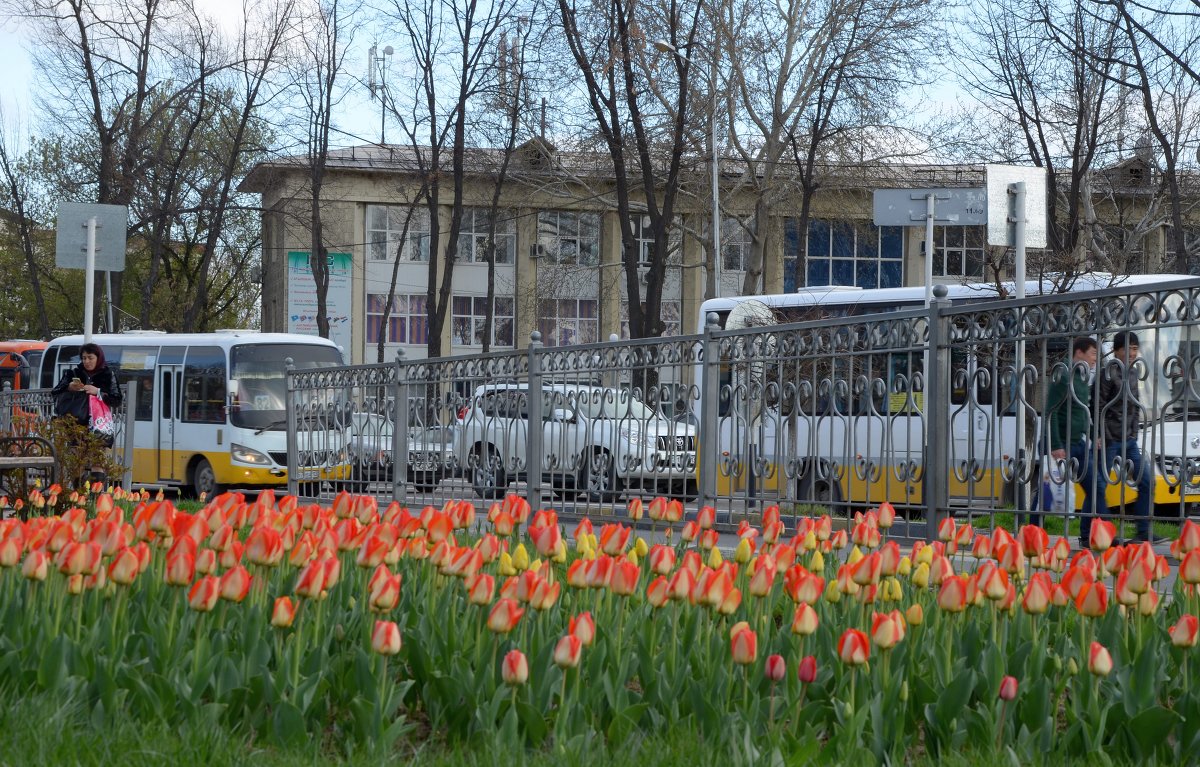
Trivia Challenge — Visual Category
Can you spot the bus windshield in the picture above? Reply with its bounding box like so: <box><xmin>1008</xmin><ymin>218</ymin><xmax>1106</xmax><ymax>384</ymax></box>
<box><xmin>229</xmin><ymin>343</ymin><xmax>343</xmax><ymax>430</ymax></box>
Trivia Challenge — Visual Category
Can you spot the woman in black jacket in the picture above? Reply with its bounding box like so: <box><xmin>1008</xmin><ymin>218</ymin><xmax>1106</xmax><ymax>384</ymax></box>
<box><xmin>52</xmin><ymin>342</ymin><xmax>123</xmax><ymax>430</ymax></box>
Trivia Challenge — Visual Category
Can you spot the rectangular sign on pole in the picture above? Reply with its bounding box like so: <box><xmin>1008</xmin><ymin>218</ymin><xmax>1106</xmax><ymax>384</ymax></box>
<box><xmin>872</xmin><ymin>188</ymin><xmax>986</xmax><ymax>227</ymax></box>
<box><xmin>55</xmin><ymin>202</ymin><xmax>127</xmax><ymax>271</ymax></box>
<box><xmin>986</xmin><ymin>164</ymin><xmax>1048</xmax><ymax>248</ymax></box>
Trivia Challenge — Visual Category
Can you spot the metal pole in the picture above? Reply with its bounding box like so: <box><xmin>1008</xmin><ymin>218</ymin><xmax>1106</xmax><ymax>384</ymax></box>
<box><xmin>392</xmin><ymin>350</ymin><xmax>407</xmax><ymax>502</ymax></box>
<box><xmin>925</xmin><ymin>286</ymin><xmax>952</xmax><ymax>540</ymax></box>
<box><xmin>525</xmin><ymin>331</ymin><xmax>544</xmax><ymax>514</ymax></box>
<box><xmin>710</xmin><ymin>70</ymin><xmax>721</xmax><ymax>299</ymax></box>
<box><xmin>121</xmin><ymin>380</ymin><xmax>136</xmax><ymax>491</ymax></box>
<box><xmin>105</xmin><ymin>270</ymin><xmax>115</xmax><ymax>332</ymax></box>
<box><xmin>1011</xmin><ymin>182</ymin><xmax>1028</xmax><ymax>515</ymax></box>
<box><xmin>922</xmin><ymin>193</ymin><xmax>935</xmax><ymax>413</ymax></box>
<box><xmin>699</xmin><ymin>312</ymin><xmax>721</xmax><ymax>509</ymax></box>
<box><xmin>285</xmin><ymin>357</ymin><xmax>299</xmax><ymax>498</ymax></box>
<box><xmin>84</xmin><ymin>217</ymin><xmax>97</xmax><ymax>343</ymax></box>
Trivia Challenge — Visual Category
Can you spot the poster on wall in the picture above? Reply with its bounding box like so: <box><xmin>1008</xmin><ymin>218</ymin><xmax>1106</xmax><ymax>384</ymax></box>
<box><xmin>286</xmin><ymin>251</ymin><xmax>352</xmax><ymax>352</ymax></box>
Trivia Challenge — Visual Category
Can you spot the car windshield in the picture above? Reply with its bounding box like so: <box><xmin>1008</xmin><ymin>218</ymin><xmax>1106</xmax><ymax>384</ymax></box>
<box><xmin>569</xmin><ymin>387</ymin><xmax>658</xmax><ymax>420</ymax></box>
<box><xmin>230</xmin><ymin>343</ymin><xmax>344</xmax><ymax>430</ymax></box>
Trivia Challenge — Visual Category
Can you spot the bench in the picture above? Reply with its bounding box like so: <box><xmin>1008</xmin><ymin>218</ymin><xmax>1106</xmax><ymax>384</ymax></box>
<box><xmin>0</xmin><ymin>436</ymin><xmax>58</xmax><ymax>519</ymax></box>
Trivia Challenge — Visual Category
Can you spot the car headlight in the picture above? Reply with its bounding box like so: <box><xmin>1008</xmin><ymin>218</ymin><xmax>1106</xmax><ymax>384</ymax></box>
<box><xmin>231</xmin><ymin>443</ymin><xmax>271</xmax><ymax>465</ymax></box>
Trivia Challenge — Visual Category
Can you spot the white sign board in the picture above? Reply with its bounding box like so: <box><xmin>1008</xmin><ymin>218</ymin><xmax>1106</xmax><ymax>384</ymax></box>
<box><xmin>55</xmin><ymin>202</ymin><xmax>128</xmax><ymax>270</ymax></box>
<box><xmin>287</xmin><ymin>251</ymin><xmax>352</xmax><ymax>351</ymax></box>
<box><xmin>986</xmin><ymin>164</ymin><xmax>1048</xmax><ymax>248</ymax></box>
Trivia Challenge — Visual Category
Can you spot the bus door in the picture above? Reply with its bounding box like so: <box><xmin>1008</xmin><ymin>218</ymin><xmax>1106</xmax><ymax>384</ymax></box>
<box><xmin>158</xmin><ymin>364</ymin><xmax>183</xmax><ymax>482</ymax></box>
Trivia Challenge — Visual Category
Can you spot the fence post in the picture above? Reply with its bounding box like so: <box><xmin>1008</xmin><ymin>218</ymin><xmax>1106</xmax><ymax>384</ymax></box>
<box><xmin>121</xmin><ymin>380</ymin><xmax>136</xmax><ymax>491</ymax></box>
<box><xmin>924</xmin><ymin>286</ymin><xmax>952</xmax><ymax>541</ymax></box>
<box><xmin>392</xmin><ymin>350</ymin><xmax>407</xmax><ymax>503</ymax></box>
<box><xmin>699</xmin><ymin>312</ymin><xmax>721</xmax><ymax>509</ymax></box>
<box><xmin>0</xmin><ymin>380</ymin><xmax>11</xmax><ymax>435</ymax></box>
<box><xmin>285</xmin><ymin>357</ymin><xmax>298</xmax><ymax>498</ymax></box>
<box><xmin>525</xmin><ymin>331</ymin><xmax>544</xmax><ymax>514</ymax></box>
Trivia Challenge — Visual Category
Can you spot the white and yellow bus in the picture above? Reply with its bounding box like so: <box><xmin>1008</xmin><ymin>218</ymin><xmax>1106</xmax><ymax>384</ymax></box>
<box><xmin>39</xmin><ymin>332</ymin><xmax>348</xmax><ymax>496</ymax></box>
<box><xmin>697</xmin><ymin>274</ymin><xmax>1200</xmax><ymax>513</ymax></box>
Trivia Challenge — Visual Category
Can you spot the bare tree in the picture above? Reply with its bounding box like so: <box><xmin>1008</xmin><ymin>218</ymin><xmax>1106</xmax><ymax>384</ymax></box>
<box><xmin>718</xmin><ymin>0</ymin><xmax>937</xmax><ymax>296</ymax></box>
<box><xmin>380</xmin><ymin>0</ymin><xmax>517</xmax><ymax>358</ymax></box>
<box><xmin>555</xmin><ymin>0</ymin><xmax>702</xmax><ymax>339</ymax></box>
<box><xmin>0</xmin><ymin>113</ymin><xmax>52</xmax><ymax>338</ymax></box>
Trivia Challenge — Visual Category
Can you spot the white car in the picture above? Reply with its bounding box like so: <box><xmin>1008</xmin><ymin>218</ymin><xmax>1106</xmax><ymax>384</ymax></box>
<box><xmin>453</xmin><ymin>383</ymin><xmax>698</xmax><ymax>501</ymax></box>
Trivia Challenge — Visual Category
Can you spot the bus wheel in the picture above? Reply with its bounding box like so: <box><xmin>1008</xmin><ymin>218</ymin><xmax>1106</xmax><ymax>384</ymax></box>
<box><xmin>190</xmin><ymin>458</ymin><xmax>222</xmax><ymax>499</ymax></box>
<box><xmin>796</xmin><ymin>466</ymin><xmax>841</xmax><ymax>511</ymax></box>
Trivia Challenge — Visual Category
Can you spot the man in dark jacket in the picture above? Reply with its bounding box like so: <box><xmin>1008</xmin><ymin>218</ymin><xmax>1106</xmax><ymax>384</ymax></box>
<box><xmin>1045</xmin><ymin>337</ymin><xmax>1104</xmax><ymax>548</ymax></box>
<box><xmin>1097</xmin><ymin>331</ymin><xmax>1153</xmax><ymax>543</ymax></box>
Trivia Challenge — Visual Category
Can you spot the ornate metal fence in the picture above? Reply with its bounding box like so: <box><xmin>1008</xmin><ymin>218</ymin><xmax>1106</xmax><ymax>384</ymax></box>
<box><xmin>287</xmin><ymin>278</ymin><xmax>1200</xmax><ymax>540</ymax></box>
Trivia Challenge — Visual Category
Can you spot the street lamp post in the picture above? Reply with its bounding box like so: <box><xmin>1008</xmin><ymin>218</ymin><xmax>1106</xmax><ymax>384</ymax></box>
<box><xmin>653</xmin><ymin>39</ymin><xmax>720</xmax><ymax>299</ymax></box>
<box><xmin>368</xmin><ymin>44</ymin><xmax>394</xmax><ymax>144</ymax></box>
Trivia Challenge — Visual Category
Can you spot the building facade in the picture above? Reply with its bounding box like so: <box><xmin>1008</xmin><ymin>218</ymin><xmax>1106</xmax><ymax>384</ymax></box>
<box><xmin>241</xmin><ymin>143</ymin><xmax>1174</xmax><ymax>364</ymax></box>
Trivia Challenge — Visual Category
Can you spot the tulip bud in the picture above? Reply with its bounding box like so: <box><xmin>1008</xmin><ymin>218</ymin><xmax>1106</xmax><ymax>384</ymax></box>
<box><xmin>1087</xmin><ymin>642</ymin><xmax>1112</xmax><ymax>676</ymax></box>
<box><xmin>501</xmin><ymin>649</ymin><xmax>529</xmax><ymax>686</ymax></box>
<box><xmin>764</xmin><ymin>654</ymin><xmax>786</xmax><ymax>681</ymax></box>
<box><xmin>998</xmin><ymin>675</ymin><xmax>1018</xmax><ymax>701</ymax></box>
<box><xmin>553</xmin><ymin>634</ymin><xmax>582</xmax><ymax>669</ymax></box>
<box><xmin>371</xmin><ymin>620</ymin><xmax>402</xmax><ymax>655</ymax></box>
<box><xmin>905</xmin><ymin>602</ymin><xmax>924</xmax><ymax>626</ymax></box>
<box><xmin>1066</xmin><ymin>658</ymin><xmax>1078</xmax><ymax>676</ymax></box>
<box><xmin>899</xmin><ymin>681</ymin><xmax>909</xmax><ymax>701</ymax></box>
<box><xmin>809</xmin><ymin>550</ymin><xmax>824</xmax><ymax>572</ymax></box>
<box><xmin>912</xmin><ymin>562</ymin><xmax>930</xmax><ymax>589</ymax></box>
<box><xmin>797</xmin><ymin>655</ymin><xmax>817</xmax><ymax>684</ymax></box>
<box><xmin>271</xmin><ymin>596</ymin><xmax>297</xmax><ymax>628</ymax></box>
<box><xmin>708</xmin><ymin>546</ymin><xmax>724</xmax><ymax>570</ymax></box>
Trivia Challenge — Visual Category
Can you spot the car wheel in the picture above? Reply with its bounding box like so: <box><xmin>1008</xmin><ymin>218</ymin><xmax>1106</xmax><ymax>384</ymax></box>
<box><xmin>470</xmin><ymin>445</ymin><xmax>507</xmax><ymax>499</ymax></box>
<box><xmin>579</xmin><ymin>449</ymin><xmax>620</xmax><ymax>503</ymax></box>
<box><xmin>190</xmin><ymin>457</ymin><xmax>222</xmax><ymax>500</ymax></box>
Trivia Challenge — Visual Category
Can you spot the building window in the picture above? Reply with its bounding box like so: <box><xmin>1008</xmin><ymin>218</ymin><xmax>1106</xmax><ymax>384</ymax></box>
<box><xmin>932</xmin><ymin>225</ymin><xmax>985</xmax><ymax>278</ymax></box>
<box><xmin>366</xmin><ymin>293</ymin><xmax>428</xmax><ymax>345</ymax></box>
<box><xmin>457</xmin><ymin>208</ymin><xmax>516</xmax><ymax>264</ymax></box>
<box><xmin>537</xmin><ymin>210</ymin><xmax>601</xmax><ymax>266</ymax></box>
<box><xmin>452</xmin><ymin>295</ymin><xmax>514</xmax><ymax>347</ymax></box>
<box><xmin>366</xmin><ymin>204</ymin><xmax>431</xmax><ymax>262</ymax></box>
<box><xmin>537</xmin><ymin>298</ymin><xmax>598</xmax><ymax>346</ymax></box>
<box><xmin>805</xmin><ymin>220</ymin><xmax>903</xmax><ymax>289</ymax></box>
<box><xmin>721</xmin><ymin>217</ymin><xmax>753</xmax><ymax>273</ymax></box>
<box><xmin>628</xmin><ymin>215</ymin><xmax>682</xmax><ymax>266</ymax></box>
<box><xmin>620</xmin><ymin>299</ymin><xmax>681</xmax><ymax>338</ymax></box>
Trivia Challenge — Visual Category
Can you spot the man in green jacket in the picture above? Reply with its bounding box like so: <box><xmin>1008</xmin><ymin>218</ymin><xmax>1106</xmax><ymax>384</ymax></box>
<box><xmin>1045</xmin><ymin>337</ymin><xmax>1105</xmax><ymax>548</ymax></box>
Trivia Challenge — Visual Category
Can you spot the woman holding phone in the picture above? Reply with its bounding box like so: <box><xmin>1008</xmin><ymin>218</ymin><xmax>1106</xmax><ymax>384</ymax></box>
<box><xmin>52</xmin><ymin>342</ymin><xmax>123</xmax><ymax>432</ymax></box>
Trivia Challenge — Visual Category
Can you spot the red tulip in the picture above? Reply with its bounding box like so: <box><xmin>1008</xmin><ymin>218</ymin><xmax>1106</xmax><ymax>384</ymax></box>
<box><xmin>1074</xmin><ymin>581</ymin><xmax>1109</xmax><ymax>618</ymax></box>
<box><xmin>487</xmin><ymin>598</ymin><xmax>525</xmax><ymax>634</ymax></box>
<box><xmin>22</xmin><ymin>550</ymin><xmax>48</xmax><ymax>581</ymax></box>
<box><xmin>610</xmin><ymin>558</ymin><xmax>640</xmax><ymax>597</ymax></box>
<box><xmin>1170</xmin><ymin>614</ymin><xmax>1200</xmax><ymax>648</ymax></box>
<box><xmin>529</xmin><ymin>579</ymin><xmax>561</xmax><ymax>611</ymax></box>
<box><xmin>797</xmin><ymin>655</ymin><xmax>818</xmax><ymax>684</ymax></box>
<box><xmin>1181</xmin><ymin>550</ymin><xmax>1200</xmax><ymax>585</ymax></box>
<box><xmin>791</xmin><ymin>603</ymin><xmax>819</xmax><ymax>636</ymax></box>
<box><xmin>569</xmin><ymin>612</ymin><xmax>596</xmax><ymax>646</ymax></box>
<box><xmin>647</xmin><ymin>544</ymin><xmax>676</xmax><ymax>575</ymax></box>
<box><xmin>465</xmin><ymin>572</ymin><xmax>496</xmax><ymax>605</ymax></box>
<box><xmin>553</xmin><ymin>634</ymin><xmax>582</xmax><ymax>669</ymax></box>
<box><xmin>937</xmin><ymin>575</ymin><xmax>969</xmax><ymax>613</ymax></box>
<box><xmin>1018</xmin><ymin>525</ymin><xmax>1049</xmax><ymax>558</ymax></box>
<box><xmin>998</xmin><ymin>675</ymin><xmax>1018</xmax><ymax>701</ymax></box>
<box><xmin>219</xmin><ymin>564</ymin><xmax>253</xmax><ymax>603</ymax></box>
<box><xmin>501</xmin><ymin>649</ymin><xmax>529</xmax><ymax>685</ymax></box>
<box><xmin>245</xmin><ymin>527</ymin><xmax>285</xmax><ymax>567</ymax></box>
<box><xmin>1089</xmin><ymin>519</ymin><xmax>1117</xmax><ymax>551</ymax></box>
<box><xmin>108</xmin><ymin>547</ymin><xmax>140</xmax><ymax>586</ymax></box>
<box><xmin>646</xmin><ymin>575</ymin><xmax>670</xmax><ymax>608</ymax></box>
<box><xmin>371</xmin><ymin>620</ymin><xmax>402</xmax><ymax>655</ymax></box>
<box><xmin>696</xmin><ymin>506</ymin><xmax>716</xmax><ymax>530</ymax></box>
<box><xmin>271</xmin><ymin>596</ymin><xmax>297</xmax><ymax>628</ymax></box>
<box><xmin>730</xmin><ymin>626</ymin><xmax>758</xmax><ymax>665</ymax></box>
<box><xmin>165</xmin><ymin>537</ymin><xmax>197</xmax><ymax>587</ymax></box>
<box><xmin>764</xmin><ymin>654</ymin><xmax>786</xmax><ymax>681</ymax></box>
<box><xmin>1180</xmin><ymin>520</ymin><xmax>1200</xmax><ymax>554</ymax></box>
<box><xmin>837</xmin><ymin>628</ymin><xmax>870</xmax><ymax>666</ymax></box>
<box><xmin>870</xmin><ymin>610</ymin><xmax>906</xmax><ymax>650</ymax></box>
<box><xmin>369</xmin><ymin>571</ymin><xmax>402</xmax><ymax>613</ymax></box>
<box><xmin>1088</xmin><ymin>641</ymin><xmax>1113</xmax><ymax>676</ymax></box>
<box><xmin>188</xmin><ymin>576</ymin><xmax>220</xmax><ymax>612</ymax></box>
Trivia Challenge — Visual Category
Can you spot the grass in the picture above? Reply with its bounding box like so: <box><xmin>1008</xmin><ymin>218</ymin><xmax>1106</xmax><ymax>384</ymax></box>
<box><xmin>981</xmin><ymin>510</ymin><xmax>1180</xmax><ymax>542</ymax></box>
<box><xmin>0</xmin><ymin>688</ymin><xmax>1146</xmax><ymax>767</ymax></box>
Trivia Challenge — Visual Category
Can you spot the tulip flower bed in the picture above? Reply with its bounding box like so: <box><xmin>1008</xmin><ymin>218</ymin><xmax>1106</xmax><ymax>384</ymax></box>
<box><xmin>2</xmin><ymin>487</ymin><xmax>1200</xmax><ymax>765</ymax></box>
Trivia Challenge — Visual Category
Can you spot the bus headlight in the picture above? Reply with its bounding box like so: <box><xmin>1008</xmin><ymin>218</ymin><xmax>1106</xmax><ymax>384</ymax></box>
<box><xmin>232</xmin><ymin>443</ymin><xmax>271</xmax><ymax>465</ymax></box>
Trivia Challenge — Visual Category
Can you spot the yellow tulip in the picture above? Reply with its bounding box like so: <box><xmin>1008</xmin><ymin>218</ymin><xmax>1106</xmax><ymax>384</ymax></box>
<box><xmin>498</xmin><ymin>551</ymin><xmax>517</xmax><ymax>576</ymax></box>
<box><xmin>634</xmin><ymin>537</ymin><xmax>649</xmax><ymax>558</ymax></box>
<box><xmin>512</xmin><ymin>544</ymin><xmax>530</xmax><ymax>572</ymax></box>
<box><xmin>553</xmin><ymin>539</ymin><xmax>568</xmax><ymax>563</ymax></box>
<box><xmin>915</xmin><ymin>546</ymin><xmax>934</xmax><ymax>566</ymax></box>
<box><xmin>709</xmin><ymin>547</ymin><xmax>724</xmax><ymax>569</ymax></box>
<box><xmin>734</xmin><ymin>538</ymin><xmax>752</xmax><ymax>564</ymax></box>
<box><xmin>905</xmin><ymin>602</ymin><xmax>924</xmax><ymax>626</ymax></box>
<box><xmin>802</xmin><ymin>531</ymin><xmax>817</xmax><ymax>551</ymax></box>
<box><xmin>824</xmin><ymin>581</ymin><xmax>842</xmax><ymax>603</ymax></box>
<box><xmin>810</xmin><ymin>550</ymin><xmax>825</xmax><ymax>572</ymax></box>
<box><xmin>626</xmin><ymin>550</ymin><xmax>639</xmax><ymax>566</ymax></box>
<box><xmin>911</xmin><ymin>562</ymin><xmax>930</xmax><ymax>589</ymax></box>
<box><xmin>897</xmin><ymin>556</ymin><xmax>912</xmax><ymax>576</ymax></box>
<box><xmin>846</xmin><ymin>546</ymin><xmax>864</xmax><ymax>566</ymax></box>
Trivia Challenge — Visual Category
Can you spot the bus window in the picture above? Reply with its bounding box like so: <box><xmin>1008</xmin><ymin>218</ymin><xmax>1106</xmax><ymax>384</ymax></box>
<box><xmin>183</xmin><ymin>346</ymin><xmax>227</xmax><ymax>424</ymax></box>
